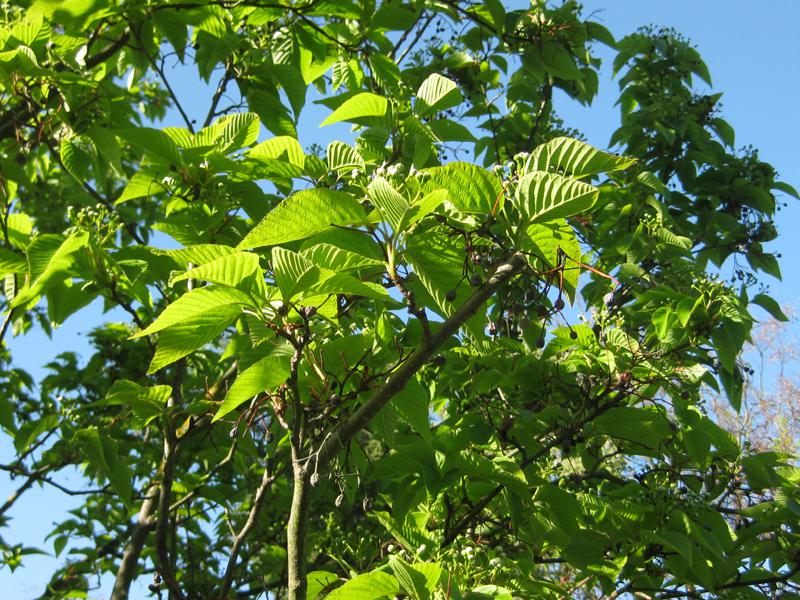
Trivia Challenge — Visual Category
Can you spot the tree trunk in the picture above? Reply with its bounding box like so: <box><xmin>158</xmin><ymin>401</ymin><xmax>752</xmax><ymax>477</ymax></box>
<box><xmin>286</xmin><ymin>462</ymin><xmax>311</xmax><ymax>600</ymax></box>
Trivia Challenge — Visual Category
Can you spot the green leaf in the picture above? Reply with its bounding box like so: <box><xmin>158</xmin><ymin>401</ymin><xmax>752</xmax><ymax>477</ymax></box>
<box><xmin>96</xmin><ymin>380</ymin><xmax>171</xmax><ymax>423</ymax></box>
<box><xmin>0</xmin><ymin>248</ymin><xmax>26</xmax><ymax>277</ymax></box>
<box><xmin>238</xmin><ymin>189</ymin><xmax>367</xmax><ymax>249</ymax></box>
<box><xmin>414</xmin><ymin>74</ymin><xmax>462</xmax><ymax>117</ymax></box>
<box><xmin>11</xmin><ymin>233</ymin><xmax>88</xmax><ymax>309</ymax></box>
<box><xmin>155</xmin><ymin>244</ymin><xmax>237</xmax><ymax>267</ymax></box>
<box><xmin>391</xmin><ymin>377</ymin><xmax>431</xmax><ymax>439</ymax></box>
<box><xmin>711</xmin><ymin>325</ymin><xmax>738</xmax><ymax>372</ymax></box>
<box><xmin>327</xmin><ymin>141</ymin><xmax>365</xmax><ymax>172</ymax></box>
<box><xmin>325</xmin><ymin>570</ymin><xmax>399</xmax><ymax>600</ymax></box>
<box><xmin>247</xmin><ymin>89</ymin><xmax>297</xmax><ymax>137</ymax></box>
<box><xmin>751</xmin><ymin>293</ymin><xmax>789</xmax><ymax>322</ymax></box>
<box><xmin>524</xmin><ymin>219</ymin><xmax>582</xmax><ymax>302</ymax></box>
<box><xmin>271</xmin><ymin>247</ymin><xmax>319</xmax><ymax>300</ymax></box>
<box><xmin>320</xmin><ymin>92</ymin><xmax>388</xmax><ymax>127</ymax></box>
<box><xmin>131</xmin><ymin>287</ymin><xmax>253</xmax><ymax>339</ymax></box>
<box><xmin>718</xmin><ymin>365</ymin><xmax>744</xmax><ymax>411</ymax></box>
<box><xmin>312</xmin><ymin>271</ymin><xmax>389</xmax><ymax>300</ymax></box>
<box><xmin>195</xmin><ymin>112</ymin><xmax>260</xmax><ymax>152</ymax></box>
<box><xmin>74</xmin><ymin>428</ymin><xmax>132</xmax><ymax>506</ymax></box>
<box><xmin>594</xmin><ymin>407</ymin><xmax>672</xmax><ymax>450</ymax></box>
<box><xmin>60</xmin><ymin>134</ymin><xmax>94</xmax><ymax>181</ymax></box>
<box><xmin>117</xmin><ymin>127</ymin><xmax>182</xmax><ymax>166</ymax></box>
<box><xmin>148</xmin><ymin>312</ymin><xmax>236</xmax><ymax>373</ymax></box>
<box><xmin>516</xmin><ymin>171</ymin><xmax>599</xmax><ymax>224</ymax></box>
<box><xmin>306</xmin><ymin>571</ymin><xmax>339</xmax><ymax>600</ymax></box>
<box><xmin>247</xmin><ymin>136</ymin><xmax>305</xmax><ymax>167</ymax></box>
<box><xmin>428</xmin><ymin>119</ymin><xmax>477</xmax><ymax>143</ymax></box>
<box><xmin>425</xmin><ymin>162</ymin><xmax>502</xmax><ymax>214</ymax></box>
<box><xmin>213</xmin><ymin>355</ymin><xmax>291</xmax><ymax>421</ymax></box>
<box><xmin>524</xmin><ymin>137</ymin><xmax>635</xmax><ymax>178</ymax></box>
<box><xmin>368</xmin><ymin>176</ymin><xmax>409</xmax><ymax>230</ymax></box>
<box><xmin>300</xmin><ymin>243</ymin><xmax>383</xmax><ymax>272</ymax></box>
<box><xmin>655</xmin><ymin>531</ymin><xmax>693</xmax><ymax>563</ymax></box>
<box><xmin>168</xmin><ymin>251</ymin><xmax>261</xmax><ymax>290</ymax></box>
<box><xmin>637</xmin><ymin>171</ymin><xmax>668</xmax><ymax>195</ymax></box>
<box><xmin>116</xmin><ymin>171</ymin><xmax>167</xmax><ymax>204</ymax></box>
<box><xmin>390</xmin><ymin>556</ymin><xmax>431</xmax><ymax>600</ymax></box>
<box><xmin>773</xmin><ymin>180</ymin><xmax>800</xmax><ymax>200</ymax></box>
<box><xmin>651</xmin><ymin>306</ymin><xmax>676</xmax><ymax>340</ymax></box>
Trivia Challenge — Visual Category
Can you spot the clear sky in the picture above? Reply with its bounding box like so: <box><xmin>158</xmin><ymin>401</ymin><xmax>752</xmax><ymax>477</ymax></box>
<box><xmin>3</xmin><ymin>2</ymin><xmax>799</xmax><ymax>598</ymax></box>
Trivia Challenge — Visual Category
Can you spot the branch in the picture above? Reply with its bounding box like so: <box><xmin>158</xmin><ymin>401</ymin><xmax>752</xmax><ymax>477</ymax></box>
<box><xmin>442</xmin><ymin>387</ymin><xmax>626</xmax><ymax>546</ymax></box>
<box><xmin>395</xmin><ymin>12</ymin><xmax>436</xmax><ymax>65</ymax></box>
<box><xmin>218</xmin><ymin>465</ymin><xmax>279</xmax><ymax>595</ymax></box>
<box><xmin>0</xmin><ymin>30</ymin><xmax>130</xmax><ymax>143</ymax></box>
<box><xmin>154</xmin><ymin>417</ymin><xmax>184</xmax><ymax>600</ymax></box>
<box><xmin>314</xmin><ymin>252</ymin><xmax>526</xmax><ymax>470</ymax></box>
<box><xmin>0</xmin><ymin>464</ymin><xmax>50</xmax><ymax>517</ymax></box>
<box><xmin>130</xmin><ymin>25</ymin><xmax>195</xmax><ymax>133</ymax></box>
<box><xmin>111</xmin><ymin>482</ymin><xmax>159</xmax><ymax>600</ymax></box>
<box><xmin>203</xmin><ymin>60</ymin><xmax>234</xmax><ymax>129</ymax></box>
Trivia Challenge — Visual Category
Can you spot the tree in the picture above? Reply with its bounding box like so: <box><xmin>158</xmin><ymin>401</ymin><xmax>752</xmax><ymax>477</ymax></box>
<box><xmin>712</xmin><ymin>310</ymin><xmax>800</xmax><ymax>458</ymax></box>
<box><xmin>1</xmin><ymin>1</ymin><xmax>799</xmax><ymax>598</ymax></box>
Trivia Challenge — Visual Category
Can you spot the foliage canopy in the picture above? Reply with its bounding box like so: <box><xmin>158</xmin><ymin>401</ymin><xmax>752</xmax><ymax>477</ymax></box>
<box><xmin>1</xmin><ymin>1</ymin><xmax>799</xmax><ymax>599</ymax></box>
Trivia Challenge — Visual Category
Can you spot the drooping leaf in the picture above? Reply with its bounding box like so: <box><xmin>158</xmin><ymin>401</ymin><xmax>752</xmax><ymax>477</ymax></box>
<box><xmin>300</xmin><ymin>243</ymin><xmax>383</xmax><ymax>272</ymax></box>
<box><xmin>117</xmin><ymin>127</ymin><xmax>182</xmax><ymax>166</ymax></box>
<box><xmin>116</xmin><ymin>171</ymin><xmax>167</xmax><ymax>204</ymax></box>
<box><xmin>95</xmin><ymin>380</ymin><xmax>171</xmax><ymax>423</ymax></box>
<box><xmin>74</xmin><ymin>428</ymin><xmax>132</xmax><ymax>506</ymax></box>
<box><xmin>390</xmin><ymin>556</ymin><xmax>431</xmax><ymax>600</ymax></box>
<box><xmin>594</xmin><ymin>407</ymin><xmax>672</xmax><ymax>450</ymax></box>
<box><xmin>524</xmin><ymin>219</ymin><xmax>582</xmax><ymax>302</ymax></box>
<box><xmin>306</xmin><ymin>571</ymin><xmax>339</xmax><ymax>600</ymax></box>
<box><xmin>11</xmin><ymin>233</ymin><xmax>88</xmax><ymax>309</ymax></box>
<box><xmin>195</xmin><ymin>112</ymin><xmax>260</xmax><ymax>152</ymax></box>
<box><xmin>0</xmin><ymin>248</ymin><xmax>26</xmax><ymax>277</ymax></box>
<box><xmin>154</xmin><ymin>244</ymin><xmax>237</xmax><ymax>267</ymax></box>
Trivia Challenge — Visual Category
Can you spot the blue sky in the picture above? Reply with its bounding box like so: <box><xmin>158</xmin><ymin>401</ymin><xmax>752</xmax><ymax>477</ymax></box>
<box><xmin>3</xmin><ymin>2</ymin><xmax>799</xmax><ymax>597</ymax></box>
